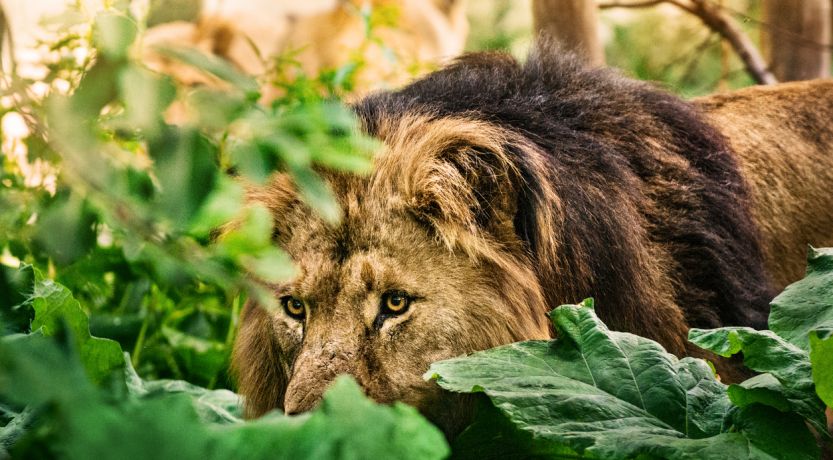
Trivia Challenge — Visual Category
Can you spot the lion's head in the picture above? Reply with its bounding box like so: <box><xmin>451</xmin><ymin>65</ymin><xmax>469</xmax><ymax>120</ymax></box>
<box><xmin>233</xmin><ymin>115</ymin><xmax>553</xmax><ymax>435</ymax></box>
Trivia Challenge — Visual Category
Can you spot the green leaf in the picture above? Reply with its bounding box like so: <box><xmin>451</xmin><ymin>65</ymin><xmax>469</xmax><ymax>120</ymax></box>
<box><xmin>124</xmin><ymin>357</ymin><xmax>242</xmax><ymax>424</ymax></box>
<box><xmin>0</xmin><ymin>265</ymin><xmax>34</xmax><ymax>333</ymax></box>
<box><xmin>185</xmin><ymin>88</ymin><xmax>249</xmax><ymax>131</ymax></box>
<box><xmin>289</xmin><ymin>165</ymin><xmax>341</xmax><ymax>224</ymax></box>
<box><xmin>24</xmin><ymin>268</ymin><xmax>124</xmax><ymax>384</ymax></box>
<box><xmin>216</xmin><ymin>205</ymin><xmax>274</xmax><ymax>257</ymax></box>
<box><xmin>93</xmin><ymin>12</ymin><xmax>138</xmax><ymax>61</ymax></box>
<box><xmin>188</xmin><ymin>176</ymin><xmax>245</xmax><ymax>238</ymax></box>
<box><xmin>769</xmin><ymin>247</ymin><xmax>833</xmax><ymax>351</ymax></box>
<box><xmin>149</xmin><ymin>128</ymin><xmax>219</xmax><ymax>226</ymax></box>
<box><xmin>33</xmin><ymin>192</ymin><xmax>97</xmax><ymax>266</ymax></box>
<box><xmin>0</xmin><ymin>333</ymin><xmax>97</xmax><ymax>409</ymax></box>
<box><xmin>160</xmin><ymin>326</ymin><xmax>227</xmax><ymax>384</ymax></box>
<box><xmin>449</xmin><ymin>398</ymin><xmax>580</xmax><ymax>459</ymax></box>
<box><xmin>152</xmin><ymin>46</ymin><xmax>260</xmax><ymax>99</ymax></box>
<box><xmin>211</xmin><ymin>376</ymin><xmax>449</xmax><ymax>460</ymax></box>
<box><xmin>689</xmin><ymin>327</ymin><xmax>829</xmax><ymax>441</ymax></box>
<box><xmin>117</xmin><ymin>64</ymin><xmax>176</xmax><ymax>134</ymax></box>
<box><xmin>809</xmin><ymin>331</ymin><xmax>833</xmax><ymax>407</ymax></box>
<box><xmin>0</xmin><ymin>334</ymin><xmax>449</xmax><ymax>460</ymax></box>
<box><xmin>147</xmin><ymin>0</ymin><xmax>201</xmax><ymax>27</ymax></box>
<box><xmin>239</xmin><ymin>247</ymin><xmax>296</xmax><ymax>283</ymax></box>
<box><xmin>428</xmin><ymin>303</ymin><xmax>818</xmax><ymax>460</ymax></box>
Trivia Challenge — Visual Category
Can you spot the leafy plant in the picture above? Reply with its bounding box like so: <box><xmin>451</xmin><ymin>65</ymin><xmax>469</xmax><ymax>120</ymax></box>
<box><xmin>428</xmin><ymin>250</ymin><xmax>833</xmax><ymax>459</ymax></box>
<box><xmin>0</xmin><ymin>265</ymin><xmax>449</xmax><ymax>459</ymax></box>
<box><xmin>1</xmin><ymin>3</ymin><xmax>375</xmax><ymax>389</ymax></box>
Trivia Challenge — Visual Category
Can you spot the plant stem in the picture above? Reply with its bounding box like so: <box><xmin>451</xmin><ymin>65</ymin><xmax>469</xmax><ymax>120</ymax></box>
<box><xmin>131</xmin><ymin>285</ymin><xmax>155</xmax><ymax>368</ymax></box>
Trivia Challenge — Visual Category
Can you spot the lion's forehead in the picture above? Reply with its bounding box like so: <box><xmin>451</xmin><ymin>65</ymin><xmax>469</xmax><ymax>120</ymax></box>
<box><xmin>284</xmin><ymin>225</ymin><xmax>479</xmax><ymax>307</ymax></box>
<box><xmin>288</xmin><ymin>247</ymin><xmax>408</xmax><ymax>304</ymax></box>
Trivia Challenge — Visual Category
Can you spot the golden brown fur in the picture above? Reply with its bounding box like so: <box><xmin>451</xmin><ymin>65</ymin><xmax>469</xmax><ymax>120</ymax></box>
<box><xmin>233</xmin><ymin>48</ymin><xmax>833</xmax><ymax>436</ymax></box>
<box><xmin>697</xmin><ymin>80</ymin><xmax>833</xmax><ymax>289</ymax></box>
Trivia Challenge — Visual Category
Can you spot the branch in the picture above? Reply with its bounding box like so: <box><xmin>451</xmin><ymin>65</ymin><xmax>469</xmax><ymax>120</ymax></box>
<box><xmin>666</xmin><ymin>0</ymin><xmax>777</xmax><ymax>85</ymax></box>
<box><xmin>599</xmin><ymin>0</ymin><xmax>776</xmax><ymax>85</ymax></box>
<box><xmin>0</xmin><ymin>3</ymin><xmax>18</xmax><ymax>80</ymax></box>
<box><xmin>598</xmin><ymin>1</ymin><xmax>664</xmax><ymax>8</ymax></box>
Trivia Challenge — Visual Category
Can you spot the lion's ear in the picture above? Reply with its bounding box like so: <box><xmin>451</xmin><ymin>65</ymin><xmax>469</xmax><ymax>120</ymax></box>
<box><xmin>372</xmin><ymin>116</ymin><xmax>529</xmax><ymax>247</ymax></box>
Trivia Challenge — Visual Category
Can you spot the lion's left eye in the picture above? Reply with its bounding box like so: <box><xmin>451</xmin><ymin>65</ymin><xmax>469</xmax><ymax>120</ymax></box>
<box><xmin>381</xmin><ymin>291</ymin><xmax>411</xmax><ymax>315</ymax></box>
<box><xmin>281</xmin><ymin>296</ymin><xmax>306</xmax><ymax>321</ymax></box>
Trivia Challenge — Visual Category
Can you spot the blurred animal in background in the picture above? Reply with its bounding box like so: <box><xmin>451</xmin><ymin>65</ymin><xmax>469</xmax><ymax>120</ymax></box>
<box><xmin>143</xmin><ymin>0</ymin><xmax>469</xmax><ymax>99</ymax></box>
<box><xmin>1</xmin><ymin>0</ymin><xmax>468</xmax><ymax>99</ymax></box>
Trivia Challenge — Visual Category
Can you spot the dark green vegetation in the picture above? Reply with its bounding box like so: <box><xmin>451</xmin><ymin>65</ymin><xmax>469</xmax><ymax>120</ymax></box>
<box><xmin>431</xmin><ymin>253</ymin><xmax>833</xmax><ymax>459</ymax></box>
<box><xmin>1</xmin><ymin>6</ymin><xmax>831</xmax><ymax>460</ymax></box>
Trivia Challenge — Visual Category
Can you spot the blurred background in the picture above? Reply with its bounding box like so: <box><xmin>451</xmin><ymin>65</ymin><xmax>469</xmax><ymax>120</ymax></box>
<box><xmin>3</xmin><ymin>0</ymin><xmax>831</xmax><ymax>99</ymax></box>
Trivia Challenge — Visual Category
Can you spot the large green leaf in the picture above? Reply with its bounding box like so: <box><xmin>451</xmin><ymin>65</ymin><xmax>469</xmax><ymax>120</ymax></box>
<box><xmin>149</xmin><ymin>128</ymin><xmax>218</xmax><ymax>227</ymax></box>
<box><xmin>33</xmin><ymin>191</ymin><xmax>98</xmax><ymax>266</ymax></box>
<box><xmin>428</xmin><ymin>301</ymin><xmax>819</xmax><ymax>460</ymax></box>
<box><xmin>689</xmin><ymin>327</ymin><xmax>829</xmax><ymax>440</ymax></box>
<box><xmin>809</xmin><ymin>331</ymin><xmax>833</xmax><ymax>408</ymax></box>
<box><xmin>24</xmin><ymin>267</ymin><xmax>124</xmax><ymax>384</ymax></box>
<box><xmin>93</xmin><ymin>11</ymin><xmax>137</xmax><ymax>61</ymax></box>
<box><xmin>213</xmin><ymin>377</ymin><xmax>449</xmax><ymax>460</ymax></box>
<box><xmin>124</xmin><ymin>357</ymin><xmax>242</xmax><ymax>424</ymax></box>
<box><xmin>0</xmin><ymin>332</ymin><xmax>449</xmax><ymax>460</ymax></box>
<box><xmin>766</xmin><ymin>247</ymin><xmax>833</xmax><ymax>414</ymax></box>
<box><xmin>769</xmin><ymin>247</ymin><xmax>833</xmax><ymax>351</ymax></box>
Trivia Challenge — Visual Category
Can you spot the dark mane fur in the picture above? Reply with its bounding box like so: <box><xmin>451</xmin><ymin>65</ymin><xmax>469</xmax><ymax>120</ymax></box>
<box><xmin>353</xmin><ymin>45</ymin><xmax>774</xmax><ymax>340</ymax></box>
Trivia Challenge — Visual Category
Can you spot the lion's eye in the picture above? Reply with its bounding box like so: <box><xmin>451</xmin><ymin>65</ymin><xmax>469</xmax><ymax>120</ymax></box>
<box><xmin>281</xmin><ymin>296</ymin><xmax>305</xmax><ymax>320</ymax></box>
<box><xmin>381</xmin><ymin>291</ymin><xmax>411</xmax><ymax>315</ymax></box>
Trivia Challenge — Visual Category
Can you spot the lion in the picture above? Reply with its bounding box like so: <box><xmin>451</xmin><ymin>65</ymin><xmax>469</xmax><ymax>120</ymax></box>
<box><xmin>142</xmin><ymin>0</ymin><xmax>468</xmax><ymax>100</ymax></box>
<box><xmin>232</xmin><ymin>45</ymin><xmax>833</xmax><ymax>436</ymax></box>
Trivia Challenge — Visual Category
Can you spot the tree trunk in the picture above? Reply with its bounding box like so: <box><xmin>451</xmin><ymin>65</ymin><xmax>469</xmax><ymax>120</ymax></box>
<box><xmin>532</xmin><ymin>0</ymin><xmax>605</xmax><ymax>66</ymax></box>
<box><xmin>762</xmin><ymin>0</ymin><xmax>831</xmax><ymax>81</ymax></box>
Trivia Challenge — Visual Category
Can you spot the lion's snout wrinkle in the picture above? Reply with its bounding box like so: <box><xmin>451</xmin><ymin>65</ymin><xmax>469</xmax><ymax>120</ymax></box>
<box><xmin>232</xmin><ymin>41</ymin><xmax>833</xmax><ymax>436</ymax></box>
<box><xmin>282</xmin><ymin>382</ymin><xmax>318</xmax><ymax>416</ymax></box>
<box><xmin>284</xmin><ymin>332</ymin><xmax>366</xmax><ymax>415</ymax></box>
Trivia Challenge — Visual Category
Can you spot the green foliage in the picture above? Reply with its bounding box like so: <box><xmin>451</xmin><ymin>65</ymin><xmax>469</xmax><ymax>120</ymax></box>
<box><xmin>428</xmin><ymin>300</ymin><xmax>821</xmax><ymax>459</ymax></box>
<box><xmin>769</xmin><ymin>248</ymin><xmax>833</xmax><ymax>349</ymax></box>
<box><xmin>24</xmin><ymin>265</ymin><xmax>124</xmax><ymax>384</ymax></box>
<box><xmin>767</xmin><ymin>247</ymin><xmax>833</xmax><ymax>409</ymax></box>
<box><xmin>1</xmin><ymin>3</ymin><xmax>375</xmax><ymax>389</ymax></box>
<box><xmin>427</xmin><ymin>250</ymin><xmax>833</xmax><ymax>459</ymax></box>
<box><xmin>0</xmin><ymin>323</ymin><xmax>448</xmax><ymax>460</ymax></box>
<box><xmin>689</xmin><ymin>327</ymin><xmax>828</xmax><ymax>440</ymax></box>
<box><xmin>809</xmin><ymin>331</ymin><xmax>833</xmax><ymax>407</ymax></box>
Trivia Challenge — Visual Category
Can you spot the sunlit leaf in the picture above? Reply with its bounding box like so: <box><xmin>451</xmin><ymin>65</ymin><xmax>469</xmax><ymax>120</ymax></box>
<box><xmin>93</xmin><ymin>12</ymin><xmax>137</xmax><ymax>61</ymax></box>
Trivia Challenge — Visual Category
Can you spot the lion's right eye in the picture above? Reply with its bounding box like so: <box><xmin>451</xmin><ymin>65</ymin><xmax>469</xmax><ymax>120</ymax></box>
<box><xmin>381</xmin><ymin>291</ymin><xmax>411</xmax><ymax>315</ymax></box>
<box><xmin>281</xmin><ymin>296</ymin><xmax>305</xmax><ymax>321</ymax></box>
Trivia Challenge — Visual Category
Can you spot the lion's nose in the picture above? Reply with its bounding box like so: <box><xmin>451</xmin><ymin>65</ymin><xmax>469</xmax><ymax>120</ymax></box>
<box><xmin>283</xmin><ymin>353</ymin><xmax>354</xmax><ymax>415</ymax></box>
<box><xmin>284</xmin><ymin>331</ymin><xmax>365</xmax><ymax>415</ymax></box>
<box><xmin>283</xmin><ymin>384</ymin><xmax>321</xmax><ymax>415</ymax></box>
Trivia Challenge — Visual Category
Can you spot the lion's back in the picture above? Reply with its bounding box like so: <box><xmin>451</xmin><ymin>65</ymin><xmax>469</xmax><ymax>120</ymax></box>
<box><xmin>696</xmin><ymin>81</ymin><xmax>833</xmax><ymax>289</ymax></box>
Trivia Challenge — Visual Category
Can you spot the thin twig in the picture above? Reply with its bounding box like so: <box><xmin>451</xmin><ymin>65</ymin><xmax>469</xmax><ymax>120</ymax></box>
<box><xmin>0</xmin><ymin>3</ymin><xmax>18</xmax><ymax>83</ymax></box>
<box><xmin>599</xmin><ymin>0</ymin><xmax>777</xmax><ymax>85</ymax></box>
<box><xmin>598</xmin><ymin>1</ymin><xmax>665</xmax><ymax>9</ymax></box>
<box><xmin>666</xmin><ymin>0</ymin><xmax>777</xmax><ymax>84</ymax></box>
